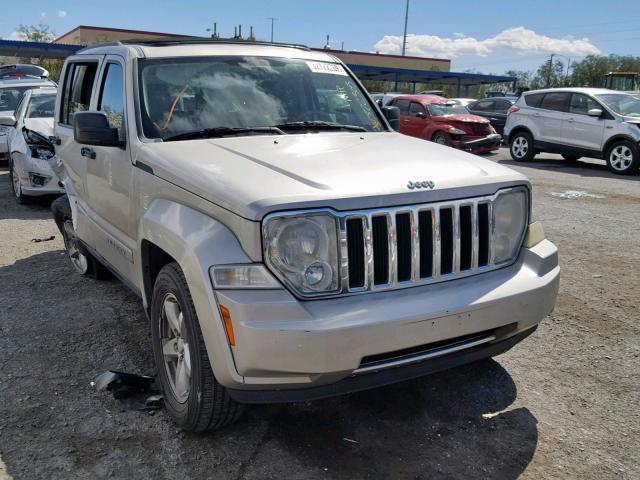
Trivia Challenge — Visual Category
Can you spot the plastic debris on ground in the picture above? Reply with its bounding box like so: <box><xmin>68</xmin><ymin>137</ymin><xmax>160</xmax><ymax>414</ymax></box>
<box><xmin>91</xmin><ymin>370</ymin><xmax>164</xmax><ymax>412</ymax></box>
<box><xmin>31</xmin><ymin>235</ymin><xmax>55</xmax><ymax>243</ymax></box>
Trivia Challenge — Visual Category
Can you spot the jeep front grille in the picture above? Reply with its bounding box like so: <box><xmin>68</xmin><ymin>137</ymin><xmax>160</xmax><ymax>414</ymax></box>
<box><xmin>338</xmin><ymin>193</ymin><xmax>514</xmax><ymax>294</ymax></box>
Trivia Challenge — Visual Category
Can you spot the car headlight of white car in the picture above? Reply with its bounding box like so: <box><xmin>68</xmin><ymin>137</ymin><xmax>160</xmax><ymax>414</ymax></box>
<box><xmin>263</xmin><ymin>213</ymin><xmax>340</xmax><ymax>295</ymax></box>
<box><xmin>493</xmin><ymin>188</ymin><xmax>529</xmax><ymax>264</ymax></box>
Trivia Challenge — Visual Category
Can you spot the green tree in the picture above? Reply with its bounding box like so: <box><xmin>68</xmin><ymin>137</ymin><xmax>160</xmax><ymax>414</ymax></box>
<box><xmin>12</xmin><ymin>23</ymin><xmax>64</xmax><ymax>81</ymax></box>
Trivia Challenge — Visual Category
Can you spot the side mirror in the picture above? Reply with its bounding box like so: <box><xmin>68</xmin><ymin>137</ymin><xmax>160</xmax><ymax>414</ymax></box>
<box><xmin>0</xmin><ymin>115</ymin><xmax>16</xmax><ymax>127</ymax></box>
<box><xmin>73</xmin><ymin>111</ymin><xmax>120</xmax><ymax>147</ymax></box>
<box><xmin>381</xmin><ymin>106</ymin><xmax>401</xmax><ymax>131</ymax></box>
<box><xmin>415</xmin><ymin>111</ymin><xmax>426</xmax><ymax>118</ymax></box>
<box><xmin>587</xmin><ymin>108</ymin><xmax>603</xmax><ymax>117</ymax></box>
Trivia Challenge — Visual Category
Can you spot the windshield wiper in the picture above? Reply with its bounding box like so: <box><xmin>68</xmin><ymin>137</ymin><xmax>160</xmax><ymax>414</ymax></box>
<box><xmin>163</xmin><ymin>126</ymin><xmax>285</xmax><ymax>142</ymax></box>
<box><xmin>275</xmin><ymin>121</ymin><xmax>367</xmax><ymax>132</ymax></box>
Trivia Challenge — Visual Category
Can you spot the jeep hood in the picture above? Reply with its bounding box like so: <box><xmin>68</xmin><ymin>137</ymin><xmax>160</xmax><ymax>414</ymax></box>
<box><xmin>139</xmin><ymin>132</ymin><xmax>528</xmax><ymax>220</ymax></box>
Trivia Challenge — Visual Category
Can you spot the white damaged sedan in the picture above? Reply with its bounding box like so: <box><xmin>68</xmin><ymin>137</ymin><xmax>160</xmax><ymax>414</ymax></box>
<box><xmin>1</xmin><ymin>87</ymin><xmax>63</xmax><ymax>203</ymax></box>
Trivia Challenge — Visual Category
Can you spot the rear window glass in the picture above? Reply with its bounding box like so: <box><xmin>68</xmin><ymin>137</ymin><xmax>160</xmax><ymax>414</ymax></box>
<box><xmin>539</xmin><ymin>92</ymin><xmax>570</xmax><ymax>112</ymax></box>
<box><xmin>524</xmin><ymin>93</ymin><xmax>544</xmax><ymax>108</ymax></box>
<box><xmin>473</xmin><ymin>100</ymin><xmax>494</xmax><ymax>111</ymax></box>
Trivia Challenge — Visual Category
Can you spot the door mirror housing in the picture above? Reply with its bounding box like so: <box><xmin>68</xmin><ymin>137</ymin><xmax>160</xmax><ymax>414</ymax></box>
<box><xmin>73</xmin><ymin>111</ymin><xmax>120</xmax><ymax>147</ymax></box>
<box><xmin>381</xmin><ymin>106</ymin><xmax>401</xmax><ymax>131</ymax></box>
<box><xmin>415</xmin><ymin>111</ymin><xmax>426</xmax><ymax>118</ymax></box>
<box><xmin>0</xmin><ymin>115</ymin><xmax>16</xmax><ymax>127</ymax></box>
<box><xmin>587</xmin><ymin>108</ymin><xmax>603</xmax><ymax>117</ymax></box>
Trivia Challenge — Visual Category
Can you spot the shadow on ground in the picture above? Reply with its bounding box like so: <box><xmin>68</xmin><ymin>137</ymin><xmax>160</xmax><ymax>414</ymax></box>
<box><xmin>497</xmin><ymin>155</ymin><xmax>640</xmax><ymax>181</ymax></box>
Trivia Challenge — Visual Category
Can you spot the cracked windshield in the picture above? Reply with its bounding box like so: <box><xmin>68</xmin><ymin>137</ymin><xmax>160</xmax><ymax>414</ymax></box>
<box><xmin>138</xmin><ymin>56</ymin><xmax>384</xmax><ymax>139</ymax></box>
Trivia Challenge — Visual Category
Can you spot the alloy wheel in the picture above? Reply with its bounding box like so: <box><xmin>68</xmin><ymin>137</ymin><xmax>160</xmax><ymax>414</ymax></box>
<box><xmin>62</xmin><ymin>220</ymin><xmax>89</xmax><ymax>274</ymax></box>
<box><xmin>512</xmin><ymin>136</ymin><xmax>528</xmax><ymax>159</ymax></box>
<box><xmin>10</xmin><ymin>162</ymin><xmax>21</xmax><ymax>199</ymax></box>
<box><xmin>609</xmin><ymin>145</ymin><xmax>633</xmax><ymax>171</ymax></box>
<box><xmin>160</xmin><ymin>293</ymin><xmax>192</xmax><ymax>404</ymax></box>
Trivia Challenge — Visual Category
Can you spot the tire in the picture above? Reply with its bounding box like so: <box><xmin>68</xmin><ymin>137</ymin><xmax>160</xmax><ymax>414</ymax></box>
<box><xmin>8</xmin><ymin>158</ymin><xmax>27</xmax><ymax>204</ymax></box>
<box><xmin>605</xmin><ymin>139</ymin><xmax>639</xmax><ymax>175</ymax></box>
<box><xmin>561</xmin><ymin>154</ymin><xmax>581</xmax><ymax>162</ymax></box>
<box><xmin>432</xmin><ymin>131</ymin><xmax>452</xmax><ymax>146</ymax></box>
<box><xmin>51</xmin><ymin>195</ymin><xmax>112</xmax><ymax>279</ymax></box>
<box><xmin>509</xmin><ymin>131</ymin><xmax>535</xmax><ymax>162</ymax></box>
<box><xmin>151</xmin><ymin>262</ymin><xmax>244</xmax><ymax>431</ymax></box>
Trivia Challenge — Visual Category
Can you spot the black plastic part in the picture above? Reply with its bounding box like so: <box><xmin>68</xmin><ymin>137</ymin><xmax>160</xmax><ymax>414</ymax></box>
<box><xmin>227</xmin><ymin>326</ymin><xmax>537</xmax><ymax>404</ymax></box>
<box><xmin>346</xmin><ymin>218</ymin><xmax>365</xmax><ymax>288</ymax></box>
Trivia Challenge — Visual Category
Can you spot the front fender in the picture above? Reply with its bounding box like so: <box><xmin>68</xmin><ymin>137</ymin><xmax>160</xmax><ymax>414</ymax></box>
<box><xmin>138</xmin><ymin>199</ymin><xmax>253</xmax><ymax>386</ymax></box>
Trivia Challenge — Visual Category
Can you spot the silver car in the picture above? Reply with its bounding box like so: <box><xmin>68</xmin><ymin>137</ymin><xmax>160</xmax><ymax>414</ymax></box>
<box><xmin>53</xmin><ymin>40</ymin><xmax>559</xmax><ymax>431</ymax></box>
<box><xmin>504</xmin><ymin>87</ymin><xmax>640</xmax><ymax>174</ymax></box>
<box><xmin>0</xmin><ymin>77</ymin><xmax>57</xmax><ymax>161</ymax></box>
<box><xmin>1</xmin><ymin>87</ymin><xmax>63</xmax><ymax>202</ymax></box>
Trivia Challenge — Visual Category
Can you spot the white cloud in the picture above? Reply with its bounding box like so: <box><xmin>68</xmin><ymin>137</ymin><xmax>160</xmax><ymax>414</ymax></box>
<box><xmin>41</xmin><ymin>12</ymin><xmax>47</xmax><ymax>17</ymax></box>
<box><xmin>374</xmin><ymin>27</ymin><xmax>601</xmax><ymax>58</ymax></box>
<box><xmin>57</xmin><ymin>10</ymin><xmax>67</xmax><ymax>17</ymax></box>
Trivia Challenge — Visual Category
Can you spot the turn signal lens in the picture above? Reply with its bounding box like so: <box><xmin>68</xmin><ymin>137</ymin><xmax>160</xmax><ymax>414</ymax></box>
<box><xmin>219</xmin><ymin>305</ymin><xmax>235</xmax><ymax>346</ymax></box>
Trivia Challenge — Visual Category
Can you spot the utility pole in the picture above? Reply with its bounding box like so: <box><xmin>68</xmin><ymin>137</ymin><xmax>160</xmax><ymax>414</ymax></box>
<box><xmin>401</xmin><ymin>0</ymin><xmax>410</xmax><ymax>56</ymax></box>
<box><xmin>267</xmin><ymin>17</ymin><xmax>278</xmax><ymax>43</ymax></box>
<box><xmin>546</xmin><ymin>53</ymin><xmax>555</xmax><ymax>88</ymax></box>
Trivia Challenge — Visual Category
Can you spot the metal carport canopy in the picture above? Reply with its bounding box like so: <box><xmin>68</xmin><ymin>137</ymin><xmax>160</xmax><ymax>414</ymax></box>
<box><xmin>0</xmin><ymin>39</ymin><xmax>81</xmax><ymax>59</ymax></box>
<box><xmin>347</xmin><ymin>64</ymin><xmax>516</xmax><ymax>94</ymax></box>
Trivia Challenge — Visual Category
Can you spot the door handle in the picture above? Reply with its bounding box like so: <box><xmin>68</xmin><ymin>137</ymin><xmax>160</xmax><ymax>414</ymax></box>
<box><xmin>566</xmin><ymin>117</ymin><xmax>575</xmax><ymax>123</ymax></box>
<box><xmin>533</xmin><ymin>113</ymin><xmax>541</xmax><ymax>117</ymax></box>
<box><xmin>81</xmin><ymin>147</ymin><xmax>96</xmax><ymax>159</ymax></box>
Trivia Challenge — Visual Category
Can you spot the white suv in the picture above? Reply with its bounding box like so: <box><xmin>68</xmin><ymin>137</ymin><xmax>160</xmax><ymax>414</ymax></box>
<box><xmin>504</xmin><ymin>88</ymin><xmax>640</xmax><ymax>175</ymax></box>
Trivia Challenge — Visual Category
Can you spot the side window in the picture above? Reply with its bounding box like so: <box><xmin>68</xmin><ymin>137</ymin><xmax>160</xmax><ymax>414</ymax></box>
<box><xmin>409</xmin><ymin>102</ymin><xmax>425</xmax><ymax>115</ymax></box>
<box><xmin>569</xmin><ymin>94</ymin><xmax>599</xmax><ymax>115</ymax></box>
<box><xmin>392</xmin><ymin>99</ymin><xmax>410</xmax><ymax>115</ymax></box>
<box><xmin>524</xmin><ymin>93</ymin><xmax>544</xmax><ymax>108</ymax></box>
<box><xmin>98</xmin><ymin>63</ymin><xmax>125</xmax><ymax>136</ymax></box>
<box><xmin>474</xmin><ymin>100</ymin><xmax>494</xmax><ymax>111</ymax></box>
<box><xmin>539</xmin><ymin>92</ymin><xmax>570</xmax><ymax>112</ymax></box>
<box><xmin>60</xmin><ymin>62</ymin><xmax>98</xmax><ymax>125</ymax></box>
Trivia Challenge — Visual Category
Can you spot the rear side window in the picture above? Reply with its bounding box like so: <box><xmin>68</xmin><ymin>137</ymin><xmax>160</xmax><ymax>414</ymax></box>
<box><xmin>539</xmin><ymin>92</ymin><xmax>570</xmax><ymax>112</ymax></box>
<box><xmin>60</xmin><ymin>62</ymin><xmax>98</xmax><ymax>125</ymax></box>
<box><xmin>524</xmin><ymin>93</ymin><xmax>544</xmax><ymax>108</ymax></box>
<box><xmin>409</xmin><ymin>102</ymin><xmax>425</xmax><ymax>115</ymax></box>
<box><xmin>472</xmin><ymin>100</ymin><xmax>494</xmax><ymax>111</ymax></box>
<box><xmin>393</xmin><ymin>99</ymin><xmax>410</xmax><ymax>115</ymax></box>
<box><xmin>98</xmin><ymin>63</ymin><xmax>125</xmax><ymax>136</ymax></box>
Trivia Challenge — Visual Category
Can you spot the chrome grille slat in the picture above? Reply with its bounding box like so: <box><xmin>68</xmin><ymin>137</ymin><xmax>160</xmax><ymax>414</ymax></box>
<box><xmin>338</xmin><ymin>188</ymin><xmax>527</xmax><ymax>296</ymax></box>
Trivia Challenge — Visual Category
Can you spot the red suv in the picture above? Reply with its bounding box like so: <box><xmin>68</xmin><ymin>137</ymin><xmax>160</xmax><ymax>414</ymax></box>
<box><xmin>389</xmin><ymin>95</ymin><xmax>501</xmax><ymax>154</ymax></box>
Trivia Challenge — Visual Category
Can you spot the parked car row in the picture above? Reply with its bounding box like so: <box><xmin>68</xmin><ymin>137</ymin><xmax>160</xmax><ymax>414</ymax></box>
<box><xmin>371</xmin><ymin>87</ymin><xmax>640</xmax><ymax>174</ymax></box>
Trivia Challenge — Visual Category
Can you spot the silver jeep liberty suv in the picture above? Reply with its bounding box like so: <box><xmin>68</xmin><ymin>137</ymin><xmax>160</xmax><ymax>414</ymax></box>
<box><xmin>53</xmin><ymin>39</ymin><xmax>559</xmax><ymax>431</ymax></box>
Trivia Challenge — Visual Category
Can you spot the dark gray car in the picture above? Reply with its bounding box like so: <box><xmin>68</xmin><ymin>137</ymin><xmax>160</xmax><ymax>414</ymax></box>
<box><xmin>467</xmin><ymin>97</ymin><xmax>518</xmax><ymax>135</ymax></box>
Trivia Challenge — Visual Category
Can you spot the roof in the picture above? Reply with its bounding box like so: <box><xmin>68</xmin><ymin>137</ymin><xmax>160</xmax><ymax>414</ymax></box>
<box><xmin>77</xmin><ymin>40</ymin><xmax>332</xmax><ymax>62</ymax></box>
<box><xmin>346</xmin><ymin>64</ymin><xmax>516</xmax><ymax>87</ymax></box>
<box><xmin>0</xmin><ymin>39</ymin><xmax>80</xmax><ymax>59</ymax></box>
<box><xmin>30</xmin><ymin>87</ymin><xmax>58</xmax><ymax>95</ymax></box>
<box><xmin>524</xmin><ymin>87</ymin><xmax>614</xmax><ymax>95</ymax></box>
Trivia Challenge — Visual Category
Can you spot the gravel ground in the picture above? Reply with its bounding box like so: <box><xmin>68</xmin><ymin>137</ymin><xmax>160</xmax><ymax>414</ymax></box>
<box><xmin>0</xmin><ymin>149</ymin><xmax>638</xmax><ymax>480</ymax></box>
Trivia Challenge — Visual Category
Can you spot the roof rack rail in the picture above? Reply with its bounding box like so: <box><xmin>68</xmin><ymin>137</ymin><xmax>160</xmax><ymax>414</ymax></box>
<box><xmin>78</xmin><ymin>38</ymin><xmax>310</xmax><ymax>51</ymax></box>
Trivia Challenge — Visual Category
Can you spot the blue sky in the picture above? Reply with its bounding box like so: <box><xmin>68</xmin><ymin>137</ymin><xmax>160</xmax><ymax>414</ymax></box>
<box><xmin>1</xmin><ymin>0</ymin><xmax>639</xmax><ymax>74</ymax></box>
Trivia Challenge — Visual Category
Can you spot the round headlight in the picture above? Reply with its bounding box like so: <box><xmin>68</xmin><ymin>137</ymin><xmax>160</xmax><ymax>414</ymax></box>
<box><xmin>264</xmin><ymin>214</ymin><xmax>340</xmax><ymax>295</ymax></box>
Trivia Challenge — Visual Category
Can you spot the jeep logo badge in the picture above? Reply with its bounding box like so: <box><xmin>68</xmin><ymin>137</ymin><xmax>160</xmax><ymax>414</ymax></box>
<box><xmin>407</xmin><ymin>180</ymin><xmax>435</xmax><ymax>190</ymax></box>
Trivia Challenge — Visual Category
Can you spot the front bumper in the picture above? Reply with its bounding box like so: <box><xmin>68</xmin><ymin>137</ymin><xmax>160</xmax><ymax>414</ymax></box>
<box><xmin>214</xmin><ymin>239</ymin><xmax>559</xmax><ymax>397</ymax></box>
<box><xmin>461</xmin><ymin>133</ymin><xmax>502</xmax><ymax>149</ymax></box>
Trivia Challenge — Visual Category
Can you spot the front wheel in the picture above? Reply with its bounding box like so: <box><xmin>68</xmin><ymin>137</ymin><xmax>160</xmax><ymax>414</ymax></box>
<box><xmin>151</xmin><ymin>263</ymin><xmax>243</xmax><ymax>431</ymax></box>
<box><xmin>606</xmin><ymin>140</ymin><xmax>639</xmax><ymax>175</ymax></box>
<box><xmin>432</xmin><ymin>131</ymin><xmax>452</xmax><ymax>146</ymax></box>
<box><xmin>8</xmin><ymin>158</ymin><xmax>26</xmax><ymax>204</ymax></box>
<box><xmin>51</xmin><ymin>195</ymin><xmax>111</xmax><ymax>279</ymax></box>
<box><xmin>509</xmin><ymin>132</ymin><xmax>535</xmax><ymax>162</ymax></box>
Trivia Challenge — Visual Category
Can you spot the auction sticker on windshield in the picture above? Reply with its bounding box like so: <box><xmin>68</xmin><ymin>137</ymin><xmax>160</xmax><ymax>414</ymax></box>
<box><xmin>306</xmin><ymin>61</ymin><xmax>347</xmax><ymax>76</ymax></box>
